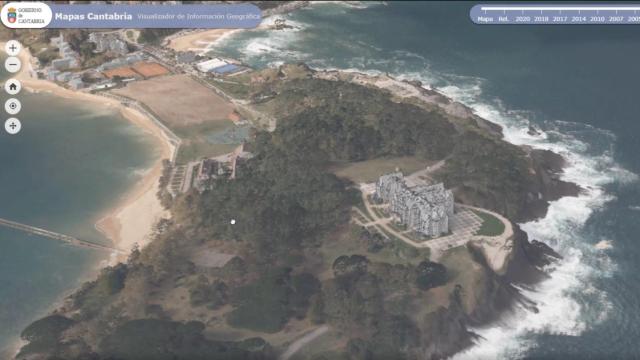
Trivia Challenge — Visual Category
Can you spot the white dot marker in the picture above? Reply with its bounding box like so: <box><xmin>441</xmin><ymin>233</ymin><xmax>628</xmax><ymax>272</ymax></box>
<box><xmin>230</xmin><ymin>219</ymin><xmax>236</xmax><ymax>225</ymax></box>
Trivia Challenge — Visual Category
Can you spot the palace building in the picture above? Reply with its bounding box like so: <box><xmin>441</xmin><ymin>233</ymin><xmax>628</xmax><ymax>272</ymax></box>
<box><xmin>375</xmin><ymin>172</ymin><xmax>454</xmax><ymax>237</ymax></box>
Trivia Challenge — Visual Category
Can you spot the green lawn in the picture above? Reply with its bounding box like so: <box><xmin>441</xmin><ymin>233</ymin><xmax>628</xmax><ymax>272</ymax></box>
<box><xmin>173</xmin><ymin>120</ymin><xmax>240</xmax><ymax>163</ymax></box>
<box><xmin>210</xmin><ymin>78</ymin><xmax>251</xmax><ymax>100</ymax></box>
<box><xmin>176</xmin><ymin>141</ymin><xmax>236</xmax><ymax>163</ymax></box>
<box><xmin>472</xmin><ymin>210</ymin><xmax>505</xmax><ymax>236</ymax></box>
<box><xmin>330</xmin><ymin>156</ymin><xmax>430</xmax><ymax>183</ymax></box>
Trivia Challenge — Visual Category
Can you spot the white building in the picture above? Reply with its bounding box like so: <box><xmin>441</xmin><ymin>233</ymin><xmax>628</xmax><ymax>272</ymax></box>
<box><xmin>50</xmin><ymin>34</ymin><xmax>64</xmax><ymax>47</ymax></box>
<box><xmin>196</xmin><ymin>58</ymin><xmax>229</xmax><ymax>73</ymax></box>
<box><xmin>46</xmin><ymin>69</ymin><xmax>60</xmax><ymax>81</ymax></box>
<box><xmin>375</xmin><ymin>172</ymin><xmax>454</xmax><ymax>237</ymax></box>
<box><xmin>51</xmin><ymin>58</ymin><xmax>73</xmax><ymax>70</ymax></box>
<box><xmin>97</xmin><ymin>52</ymin><xmax>146</xmax><ymax>72</ymax></box>
<box><xmin>49</xmin><ymin>33</ymin><xmax>80</xmax><ymax>70</ymax></box>
<box><xmin>55</xmin><ymin>72</ymin><xmax>73</xmax><ymax>82</ymax></box>
<box><xmin>89</xmin><ymin>32</ymin><xmax>129</xmax><ymax>55</ymax></box>
<box><xmin>92</xmin><ymin>82</ymin><xmax>117</xmax><ymax>91</ymax></box>
<box><xmin>69</xmin><ymin>78</ymin><xmax>84</xmax><ymax>90</ymax></box>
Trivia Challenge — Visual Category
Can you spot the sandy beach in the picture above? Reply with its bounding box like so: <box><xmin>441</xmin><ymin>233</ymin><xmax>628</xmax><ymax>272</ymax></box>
<box><xmin>0</xmin><ymin>43</ymin><xmax>175</xmax><ymax>357</ymax></box>
<box><xmin>9</xmin><ymin>44</ymin><xmax>174</xmax><ymax>263</ymax></box>
<box><xmin>165</xmin><ymin>0</ymin><xmax>309</xmax><ymax>54</ymax></box>
<box><xmin>166</xmin><ymin>28</ymin><xmax>240</xmax><ymax>53</ymax></box>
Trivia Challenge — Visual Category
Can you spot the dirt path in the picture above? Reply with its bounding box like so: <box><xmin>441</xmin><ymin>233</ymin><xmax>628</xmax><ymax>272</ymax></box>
<box><xmin>404</xmin><ymin>156</ymin><xmax>449</xmax><ymax>186</ymax></box>
<box><xmin>280</xmin><ymin>325</ymin><xmax>329</xmax><ymax>360</ymax></box>
<box><xmin>360</xmin><ymin>190</ymin><xmax>424</xmax><ymax>248</ymax></box>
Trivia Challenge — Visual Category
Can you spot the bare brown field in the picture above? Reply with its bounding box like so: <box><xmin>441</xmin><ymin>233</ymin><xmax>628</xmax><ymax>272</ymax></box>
<box><xmin>103</xmin><ymin>66</ymin><xmax>139</xmax><ymax>79</ymax></box>
<box><xmin>112</xmin><ymin>74</ymin><xmax>235</xmax><ymax>127</ymax></box>
<box><xmin>131</xmin><ymin>61</ymin><xmax>170</xmax><ymax>78</ymax></box>
<box><xmin>104</xmin><ymin>62</ymin><xmax>170</xmax><ymax>79</ymax></box>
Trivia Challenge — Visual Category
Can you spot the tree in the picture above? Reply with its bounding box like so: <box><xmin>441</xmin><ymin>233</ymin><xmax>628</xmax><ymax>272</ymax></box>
<box><xmin>21</xmin><ymin>315</ymin><xmax>74</xmax><ymax>343</ymax></box>
<box><xmin>18</xmin><ymin>315</ymin><xmax>75</xmax><ymax>357</ymax></box>
<box><xmin>347</xmin><ymin>338</ymin><xmax>372</xmax><ymax>360</ymax></box>
<box><xmin>73</xmin><ymin>264</ymin><xmax>129</xmax><ymax>319</ymax></box>
<box><xmin>332</xmin><ymin>255</ymin><xmax>369</xmax><ymax>278</ymax></box>
<box><xmin>290</xmin><ymin>273</ymin><xmax>321</xmax><ymax>318</ymax></box>
<box><xmin>189</xmin><ymin>275</ymin><xmax>228</xmax><ymax>309</ymax></box>
<box><xmin>415</xmin><ymin>261</ymin><xmax>447</xmax><ymax>290</ymax></box>
<box><xmin>227</xmin><ymin>268</ymin><xmax>320</xmax><ymax>333</ymax></box>
<box><xmin>308</xmin><ymin>294</ymin><xmax>325</xmax><ymax>324</ymax></box>
<box><xmin>322</xmin><ymin>272</ymin><xmax>384</xmax><ymax>329</ymax></box>
<box><xmin>99</xmin><ymin>319</ymin><xmax>259</xmax><ymax>360</ymax></box>
<box><xmin>127</xmin><ymin>243</ymin><xmax>141</xmax><ymax>264</ymax></box>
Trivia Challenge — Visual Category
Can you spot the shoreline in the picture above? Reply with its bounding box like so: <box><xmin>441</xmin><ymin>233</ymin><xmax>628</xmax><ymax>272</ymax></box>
<box><xmin>3</xmin><ymin>5</ymin><xmax>304</xmax><ymax>353</ymax></box>
<box><xmin>3</xmin><ymin>45</ymin><xmax>174</xmax><ymax>356</ymax></box>
<box><xmin>3</xmin><ymin>42</ymin><xmax>174</xmax><ymax>357</ymax></box>
<box><xmin>166</xmin><ymin>28</ymin><xmax>241</xmax><ymax>54</ymax></box>
<box><xmin>5</xmin><ymin>5</ymin><xmax>589</xmax><ymax>357</ymax></box>
<box><xmin>308</xmin><ymin>66</ymin><xmax>587</xmax><ymax>357</ymax></box>
<box><xmin>12</xmin><ymin>46</ymin><xmax>174</xmax><ymax>263</ymax></box>
<box><xmin>165</xmin><ymin>1</ymin><xmax>310</xmax><ymax>54</ymax></box>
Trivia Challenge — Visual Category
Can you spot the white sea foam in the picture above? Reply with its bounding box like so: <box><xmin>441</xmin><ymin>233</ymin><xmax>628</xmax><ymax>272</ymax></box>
<box><xmin>310</xmin><ymin>1</ymin><xmax>384</xmax><ymax>10</ymax></box>
<box><xmin>430</xmin><ymin>75</ymin><xmax>631</xmax><ymax>359</ymax></box>
<box><xmin>203</xmin><ymin>28</ymin><xmax>244</xmax><ymax>52</ymax></box>
<box><xmin>119</xmin><ymin>166</ymin><xmax>150</xmax><ymax>180</ymax></box>
<box><xmin>241</xmin><ymin>29</ymin><xmax>310</xmax><ymax>62</ymax></box>
<box><xmin>258</xmin><ymin>16</ymin><xmax>308</xmax><ymax>31</ymax></box>
<box><xmin>354</xmin><ymin>53</ymin><xmax>631</xmax><ymax>358</ymax></box>
<box><xmin>210</xmin><ymin>6</ymin><xmax>638</xmax><ymax>358</ymax></box>
<box><xmin>212</xmin><ymin>10</ymin><xmax>308</xmax><ymax>61</ymax></box>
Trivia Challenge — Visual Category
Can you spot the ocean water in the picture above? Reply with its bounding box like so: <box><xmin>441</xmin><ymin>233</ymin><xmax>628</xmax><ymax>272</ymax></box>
<box><xmin>0</xmin><ymin>82</ymin><xmax>160</xmax><ymax>351</ymax></box>
<box><xmin>214</xmin><ymin>2</ymin><xmax>640</xmax><ymax>358</ymax></box>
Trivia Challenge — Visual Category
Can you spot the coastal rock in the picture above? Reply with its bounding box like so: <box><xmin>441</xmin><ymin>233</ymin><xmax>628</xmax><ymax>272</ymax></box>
<box><xmin>473</xmin><ymin>114</ymin><xmax>503</xmax><ymax>137</ymax></box>
<box><xmin>455</xmin><ymin>225</ymin><xmax>562</xmax><ymax>328</ymax></box>
<box><xmin>502</xmin><ymin>225</ymin><xmax>561</xmax><ymax>285</ymax></box>
<box><xmin>463</xmin><ymin>245</ymin><xmax>522</xmax><ymax>323</ymax></box>
<box><xmin>519</xmin><ymin>148</ymin><xmax>582</xmax><ymax>222</ymax></box>
<box><xmin>527</xmin><ymin>125</ymin><xmax>542</xmax><ymax>136</ymax></box>
<box><xmin>418</xmin><ymin>286</ymin><xmax>475</xmax><ymax>359</ymax></box>
<box><xmin>406</xmin><ymin>79</ymin><xmax>423</xmax><ymax>88</ymax></box>
<box><xmin>523</xmin><ymin>239</ymin><xmax>563</xmax><ymax>268</ymax></box>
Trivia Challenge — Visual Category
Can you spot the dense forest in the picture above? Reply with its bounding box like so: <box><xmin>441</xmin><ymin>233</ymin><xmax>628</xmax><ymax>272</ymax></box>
<box><xmin>241</xmin><ymin>65</ymin><xmax>541</xmax><ymax>220</ymax></box>
<box><xmin>17</xmin><ymin>65</ymin><xmax>543</xmax><ymax>360</ymax></box>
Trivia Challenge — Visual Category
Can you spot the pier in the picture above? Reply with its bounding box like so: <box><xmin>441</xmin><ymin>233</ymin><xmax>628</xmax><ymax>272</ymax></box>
<box><xmin>0</xmin><ymin>217</ymin><xmax>125</xmax><ymax>253</ymax></box>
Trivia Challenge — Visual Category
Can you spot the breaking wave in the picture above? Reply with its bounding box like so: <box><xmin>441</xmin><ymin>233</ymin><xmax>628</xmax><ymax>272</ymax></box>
<box><xmin>210</xmin><ymin>5</ymin><xmax>638</xmax><ymax>358</ymax></box>
<box><xmin>405</xmin><ymin>70</ymin><xmax>633</xmax><ymax>359</ymax></box>
<box><xmin>420</xmin><ymin>74</ymin><xmax>633</xmax><ymax>360</ymax></box>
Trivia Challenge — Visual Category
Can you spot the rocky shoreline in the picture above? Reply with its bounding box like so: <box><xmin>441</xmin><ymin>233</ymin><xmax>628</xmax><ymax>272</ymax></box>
<box><xmin>311</xmin><ymin>67</ymin><xmax>578</xmax><ymax>358</ymax></box>
<box><xmin>231</xmin><ymin>63</ymin><xmax>581</xmax><ymax>359</ymax></box>
<box><xmin>13</xmin><ymin>61</ymin><xmax>581</xmax><ymax>359</ymax></box>
<box><xmin>417</xmin><ymin>213</ymin><xmax>566</xmax><ymax>359</ymax></box>
<box><xmin>402</xmin><ymin>79</ymin><xmax>576</xmax><ymax>358</ymax></box>
<box><xmin>314</xmin><ymin>67</ymin><xmax>582</xmax><ymax>219</ymax></box>
<box><xmin>399</xmin><ymin>86</ymin><xmax>575</xmax><ymax>358</ymax></box>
